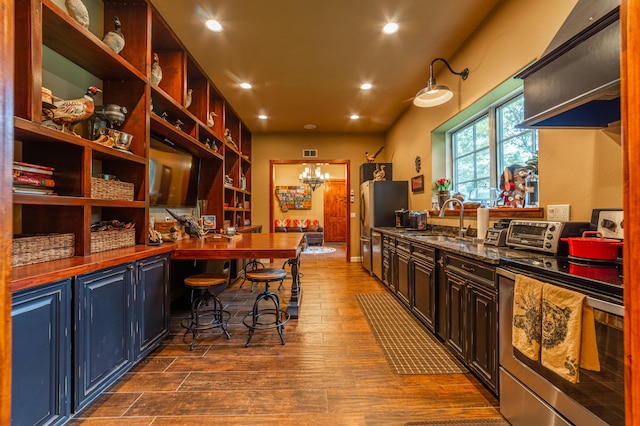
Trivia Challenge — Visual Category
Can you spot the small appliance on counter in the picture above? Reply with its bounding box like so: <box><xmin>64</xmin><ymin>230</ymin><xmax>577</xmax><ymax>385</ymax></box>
<box><xmin>395</xmin><ymin>208</ymin><xmax>409</xmax><ymax>228</ymax></box>
<box><xmin>484</xmin><ymin>218</ymin><xmax>511</xmax><ymax>246</ymax></box>
<box><xmin>394</xmin><ymin>209</ymin><xmax>428</xmax><ymax>229</ymax></box>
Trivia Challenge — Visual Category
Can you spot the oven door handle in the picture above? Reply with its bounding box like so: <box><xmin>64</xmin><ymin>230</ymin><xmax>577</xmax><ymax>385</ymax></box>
<box><xmin>497</xmin><ymin>267</ymin><xmax>624</xmax><ymax>317</ymax></box>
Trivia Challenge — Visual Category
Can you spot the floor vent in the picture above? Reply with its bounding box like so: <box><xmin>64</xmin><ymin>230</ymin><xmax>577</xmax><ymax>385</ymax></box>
<box><xmin>302</xmin><ymin>149</ymin><xmax>318</xmax><ymax>158</ymax></box>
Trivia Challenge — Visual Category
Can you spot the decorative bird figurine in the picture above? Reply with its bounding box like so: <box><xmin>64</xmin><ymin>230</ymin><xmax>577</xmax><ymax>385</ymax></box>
<box><xmin>373</xmin><ymin>164</ymin><xmax>386</xmax><ymax>181</ymax></box>
<box><xmin>150</xmin><ymin>52</ymin><xmax>162</xmax><ymax>85</ymax></box>
<box><xmin>102</xmin><ymin>16</ymin><xmax>125</xmax><ymax>54</ymax></box>
<box><xmin>185</xmin><ymin>88</ymin><xmax>193</xmax><ymax>108</ymax></box>
<box><xmin>365</xmin><ymin>146</ymin><xmax>384</xmax><ymax>163</ymax></box>
<box><xmin>53</xmin><ymin>86</ymin><xmax>101</xmax><ymax>135</ymax></box>
<box><xmin>65</xmin><ymin>0</ymin><xmax>89</xmax><ymax>28</ymax></box>
<box><xmin>165</xmin><ymin>208</ymin><xmax>206</xmax><ymax>239</ymax></box>
<box><xmin>207</xmin><ymin>111</ymin><xmax>217</xmax><ymax>128</ymax></box>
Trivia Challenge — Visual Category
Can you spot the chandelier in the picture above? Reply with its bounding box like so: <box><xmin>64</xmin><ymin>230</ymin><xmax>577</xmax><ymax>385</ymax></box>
<box><xmin>299</xmin><ymin>164</ymin><xmax>329</xmax><ymax>191</ymax></box>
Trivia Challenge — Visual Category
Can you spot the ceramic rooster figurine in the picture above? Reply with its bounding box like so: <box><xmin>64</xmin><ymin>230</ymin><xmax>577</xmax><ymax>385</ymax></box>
<box><xmin>165</xmin><ymin>208</ymin><xmax>206</xmax><ymax>239</ymax></box>
<box><xmin>151</xmin><ymin>53</ymin><xmax>163</xmax><ymax>85</ymax></box>
<box><xmin>53</xmin><ymin>86</ymin><xmax>101</xmax><ymax>135</ymax></box>
<box><xmin>65</xmin><ymin>0</ymin><xmax>89</xmax><ymax>28</ymax></box>
<box><xmin>102</xmin><ymin>16</ymin><xmax>125</xmax><ymax>54</ymax></box>
<box><xmin>365</xmin><ymin>146</ymin><xmax>384</xmax><ymax>163</ymax></box>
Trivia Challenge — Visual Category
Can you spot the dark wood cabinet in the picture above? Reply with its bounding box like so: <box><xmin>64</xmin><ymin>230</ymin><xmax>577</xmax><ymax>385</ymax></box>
<box><xmin>396</xmin><ymin>240</ymin><xmax>411</xmax><ymax>306</ymax></box>
<box><xmin>444</xmin><ymin>253</ymin><xmax>498</xmax><ymax>394</ymax></box>
<box><xmin>410</xmin><ymin>243</ymin><xmax>436</xmax><ymax>332</ymax></box>
<box><xmin>467</xmin><ymin>281</ymin><xmax>497</xmax><ymax>389</ymax></box>
<box><xmin>382</xmin><ymin>234</ymin><xmax>395</xmax><ymax>291</ymax></box>
<box><xmin>74</xmin><ymin>263</ymin><xmax>135</xmax><ymax>411</ymax></box>
<box><xmin>135</xmin><ymin>254</ymin><xmax>170</xmax><ymax>360</ymax></box>
<box><xmin>11</xmin><ymin>279</ymin><xmax>71</xmax><ymax>426</ymax></box>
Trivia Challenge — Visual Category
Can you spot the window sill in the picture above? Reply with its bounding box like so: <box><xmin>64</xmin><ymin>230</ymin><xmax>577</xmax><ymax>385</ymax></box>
<box><xmin>428</xmin><ymin>207</ymin><xmax>544</xmax><ymax>218</ymax></box>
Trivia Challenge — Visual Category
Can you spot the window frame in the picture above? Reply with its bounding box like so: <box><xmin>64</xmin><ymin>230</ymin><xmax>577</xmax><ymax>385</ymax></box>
<box><xmin>447</xmin><ymin>90</ymin><xmax>536</xmax><ymax>197</ymax></box>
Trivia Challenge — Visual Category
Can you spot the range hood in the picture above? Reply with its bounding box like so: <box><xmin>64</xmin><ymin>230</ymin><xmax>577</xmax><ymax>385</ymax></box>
<box><xmin>517</xmin><ymin>0</ymin><xmax>620</xmax><ymax>129</ymax></box>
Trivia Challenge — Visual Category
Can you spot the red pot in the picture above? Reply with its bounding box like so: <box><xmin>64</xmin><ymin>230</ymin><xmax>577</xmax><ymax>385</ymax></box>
<box><xmin>561</xmin><ymin>231</ymin><xmax>623</xmax><ymax>261</ymax></box>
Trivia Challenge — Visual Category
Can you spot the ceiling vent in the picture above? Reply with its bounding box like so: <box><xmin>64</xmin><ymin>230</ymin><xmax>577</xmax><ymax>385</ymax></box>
<box><xmin>302</xmin><ymin>149</ymin><xmax>318</xmax><ymax>158</ymax></box>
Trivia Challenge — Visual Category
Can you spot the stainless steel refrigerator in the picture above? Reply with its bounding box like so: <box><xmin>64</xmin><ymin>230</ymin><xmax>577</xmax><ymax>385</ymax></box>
<box><xmin>360</xmin><ymin>180</ymin><xmax>408</xmax><ymax>275</ymax></box>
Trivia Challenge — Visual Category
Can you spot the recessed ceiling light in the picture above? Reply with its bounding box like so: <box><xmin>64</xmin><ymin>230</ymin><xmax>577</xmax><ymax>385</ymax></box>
<box><xmin>258</xmin><ymin>114</ymin><xmax>268</xmax><ymax>120</ymax></box>
<box><xmin>350</xmin><ymin>114</ymin><xmax>360</xmax><ymax>120</ymax></box>
<box><xmin>304</xmin><ymin>124</ymin><xmax>317</xmax><ymax>130</ymax></box>
<box><xmin>240</xmin><ymin>82</ymin><xmax>252</xmax><ymax>89</ymax></box>
<box><xmin>360</xmin><ymin>83</ymin><xmax>372</xmax><ymax>90</ymax></box>
<box><xmin>382</xmin><ymin>22</ymin><xmax>399</xmax><ymax>34</ymax></box>
<box><xmin>205</xmin><ymin>19</ymin><xmax>223</xmax><ymax>32</ymax></box>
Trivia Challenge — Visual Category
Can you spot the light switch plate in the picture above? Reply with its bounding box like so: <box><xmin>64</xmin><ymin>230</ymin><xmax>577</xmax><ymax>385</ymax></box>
<box><xmin>548</xmin><ymin>204</ymin><xmax>570</xmax><ymax>221</ymax></box>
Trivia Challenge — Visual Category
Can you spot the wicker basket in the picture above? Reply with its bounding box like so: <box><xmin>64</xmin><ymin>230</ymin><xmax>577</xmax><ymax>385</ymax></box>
<box><xmin>91</xmin><ymin>228</ymin><xmax>136</xmax><ymax>253</ymax></box>
<box><xmin>12</xmin><ymin>233</ymin><xmax>75</xmax><ymax>267</ymax></box>
<box><xmin>91</xmin><ymin>177</ymin><xmax>134</xmax><ymax>201</ymax></box>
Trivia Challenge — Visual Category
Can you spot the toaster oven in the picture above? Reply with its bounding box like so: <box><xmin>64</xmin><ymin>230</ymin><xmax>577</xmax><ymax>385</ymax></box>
<box><xmin>506</xmin><ymin>220</ymin><xmax>589</xmax><ymax>254</ymax></box>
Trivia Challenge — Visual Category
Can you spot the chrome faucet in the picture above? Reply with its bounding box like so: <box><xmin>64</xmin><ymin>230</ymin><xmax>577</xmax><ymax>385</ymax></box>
<box><xmin>439</xmin><ymin>197</ymin><xmax>467</xmax><ymax>238</ymax></box>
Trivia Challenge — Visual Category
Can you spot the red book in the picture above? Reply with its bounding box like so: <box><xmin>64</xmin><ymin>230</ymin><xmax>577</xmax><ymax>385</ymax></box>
<box><xmin>13</xmin><ymin>163</ymin><xmax>54</xmax><ymax>176</ymax></box>
<box><xmin>13</xmin><ymin>169</ymin><xmax>52</xmax><ymax>180</ymax></box>
<box><xmin>13</xmin><ymin>160</ymin><xmax>55</xmax><ymax>171</ymax></box>
<box><xmin>13</xmin><ymin>175</ymin><xmax>55</xmax><ymax>187</ymax></box>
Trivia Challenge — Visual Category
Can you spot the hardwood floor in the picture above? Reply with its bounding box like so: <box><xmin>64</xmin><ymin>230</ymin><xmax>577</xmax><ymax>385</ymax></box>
<box><xmin>69</xmin><ymin>245</ymin><xmax>504</xmax><ymax>425</ymax></box>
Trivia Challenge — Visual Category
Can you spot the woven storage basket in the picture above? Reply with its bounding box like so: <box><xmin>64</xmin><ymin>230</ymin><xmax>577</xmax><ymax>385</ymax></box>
<box><xmin>91</xmin><ymin>228</ymin><xmax>136</xmax><ymax>253</ymax></box>
<box><xmin>91</xmin><ymin>177</ymin><xmax>134</xmax><ymax>201</ymax></box>
<box><xmin>12</xmin><ymin>233</ymin><xmax>75</xmax><ymax>267</ymax></box>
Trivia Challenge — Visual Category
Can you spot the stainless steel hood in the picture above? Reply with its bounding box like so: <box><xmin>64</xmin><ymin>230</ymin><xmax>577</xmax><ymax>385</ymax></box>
<box><xmin>517</xmin><ymin>0</ymin><xmax>620</xmax><ymax>129</ymax></box>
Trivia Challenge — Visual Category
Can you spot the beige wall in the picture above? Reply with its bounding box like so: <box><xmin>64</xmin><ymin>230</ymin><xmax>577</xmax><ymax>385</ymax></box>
<box><xmin>386</xmin><ymin>0</ymin><xmax>622</xmax><ymax>226</ymax></box>
<box><xmin>252</xmin><ymin>133</ymin><xmax>385</xmax><ymax>258</ymax></box>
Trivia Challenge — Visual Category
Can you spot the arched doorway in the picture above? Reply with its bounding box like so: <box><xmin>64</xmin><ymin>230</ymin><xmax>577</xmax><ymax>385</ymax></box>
<box><xmin>269</xmin><ymin>160</ymin><xmax>350</xmax><ymax>261</ymax></box>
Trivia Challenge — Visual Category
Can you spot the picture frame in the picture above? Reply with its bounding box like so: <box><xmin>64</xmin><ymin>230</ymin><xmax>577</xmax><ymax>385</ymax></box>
<box><xmin>411</xmin><ymin>175</ymin><xmax>425</xmax><ymax>193</ymax></box>
<box><xmin>201</xmin><ymin>215</ymin><xmax>216</xmax><ymax>230</ymax></box>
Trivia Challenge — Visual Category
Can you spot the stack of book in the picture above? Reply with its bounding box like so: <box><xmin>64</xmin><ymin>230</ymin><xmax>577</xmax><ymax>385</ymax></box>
<box><xmin>13</xmin><ymin>161</ymin><xmax>56</xmax><ymax>195</ymax></box>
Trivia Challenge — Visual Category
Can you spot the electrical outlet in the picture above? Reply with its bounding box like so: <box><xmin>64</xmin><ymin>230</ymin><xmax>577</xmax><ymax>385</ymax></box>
<box><xmin>547</xmin><ymin>204</ymin><xmax>570</xmax><ymax>221</ymax></box>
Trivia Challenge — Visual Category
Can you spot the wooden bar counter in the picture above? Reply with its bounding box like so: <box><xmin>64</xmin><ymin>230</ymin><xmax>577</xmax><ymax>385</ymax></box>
<box><xmin>172</xmin><ymin>232</ymin><xmax>305</xmax><ymax>318</ymax></box>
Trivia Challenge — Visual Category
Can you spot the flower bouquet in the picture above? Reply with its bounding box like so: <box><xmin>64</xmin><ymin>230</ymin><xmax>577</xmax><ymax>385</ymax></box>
<box><xmin>433</xmin><ymin>178</ymin><xmax>451</xmax><ymax>192</ymax></box>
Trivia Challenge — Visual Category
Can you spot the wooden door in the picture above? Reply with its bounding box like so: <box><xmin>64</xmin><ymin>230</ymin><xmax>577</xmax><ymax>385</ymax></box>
<box><xmin>323</xmin><ymin>180</ymin><xmax>347</xmax><ymax>242</ymax></box>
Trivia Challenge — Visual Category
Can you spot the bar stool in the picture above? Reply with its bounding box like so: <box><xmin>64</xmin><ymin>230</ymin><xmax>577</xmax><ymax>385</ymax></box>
<box><xmin>243</xmin><ymin>268</ymin><xmax>290</xmax><ymax>347</ymax></box>
<box><xmin>181</xmin><ymin>273</ymin><xmax>231</xmax><ymax>350</ymax></box>
<box><xmin>239</xmin><ymin>259</ymin><xmax>265</xmax><ymax>292</ymax></box>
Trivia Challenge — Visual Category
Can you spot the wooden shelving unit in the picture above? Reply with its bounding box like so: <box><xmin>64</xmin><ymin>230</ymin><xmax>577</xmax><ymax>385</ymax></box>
<box><xmin>12</xmin><ymin>0</ymin><xmax>253</xmax><ymax>269</ymax></box>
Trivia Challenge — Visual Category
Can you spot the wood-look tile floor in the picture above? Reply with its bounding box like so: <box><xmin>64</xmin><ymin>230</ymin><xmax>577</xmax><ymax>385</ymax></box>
<box><xmin>69</xmin><ymin>245</ymin><xmax>504</xmax><ymax>425</ymax></box>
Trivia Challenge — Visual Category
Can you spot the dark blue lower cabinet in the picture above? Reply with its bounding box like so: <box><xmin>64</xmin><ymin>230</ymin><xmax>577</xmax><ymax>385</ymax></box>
<box><xmin>74</xmin><ymin>263</ymin><xmax>134</xmax><ymax>412</ymax></box>
<box><xmin>135</xmin><ymin>254</ymin><xmax>170</xmax><ymax>360</ymax></box>
<box><xmin>11</xmin><ymin>279</ymin><xmax>71</xmax><ymax>426</ymax></box>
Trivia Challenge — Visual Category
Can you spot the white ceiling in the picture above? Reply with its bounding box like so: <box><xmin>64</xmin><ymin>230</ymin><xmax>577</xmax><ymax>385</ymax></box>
<box><xmin>149</xmin><ymin>0</ymin><xmax>501</xmax><ymax>134</ymax></box>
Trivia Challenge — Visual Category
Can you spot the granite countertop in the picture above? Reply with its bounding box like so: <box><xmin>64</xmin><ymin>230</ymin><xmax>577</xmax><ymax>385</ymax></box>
<box><xmin>373</xmin><ymin>227</ymin><xmax>533</xmax><ymax>265</ymax></box>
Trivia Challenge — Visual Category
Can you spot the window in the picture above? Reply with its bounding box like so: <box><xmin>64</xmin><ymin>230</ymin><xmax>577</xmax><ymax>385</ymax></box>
<box><xmin>450</xmin><ymin>93</ymin><xmax>537</xmax><ymax>200</ymax></box>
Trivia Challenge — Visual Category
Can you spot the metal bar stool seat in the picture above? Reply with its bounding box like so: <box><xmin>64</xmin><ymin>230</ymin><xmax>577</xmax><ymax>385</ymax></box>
<box><xmin>243</xmin><ymin>268</ymin><xmax>290</xmax><ymax>347</ymax></box>
<box><xmin>181</xmin><ymin>273</ymin><xmax>231</xmax><ymax>350</ymax></box>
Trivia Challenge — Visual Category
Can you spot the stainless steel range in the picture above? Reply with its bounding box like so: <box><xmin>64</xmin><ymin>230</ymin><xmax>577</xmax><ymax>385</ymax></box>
<box><xmin>498</xmin><ymin>211</ymin><xmax>624</xmax><ymax>425</ymax></box>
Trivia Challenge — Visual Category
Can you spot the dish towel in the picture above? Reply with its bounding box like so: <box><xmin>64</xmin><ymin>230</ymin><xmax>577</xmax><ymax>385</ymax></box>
<box><xmin>541</xmin><ymin>284</ymin><xmax>601</xmax><ymax>383</ymax></box>
<box><xmin>512</xmin><ymin>274</ymin><xmax>543</xmax><ymax>360</ymax></box>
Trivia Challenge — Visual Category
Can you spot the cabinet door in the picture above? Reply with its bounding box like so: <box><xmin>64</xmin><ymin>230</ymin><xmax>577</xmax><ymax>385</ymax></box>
<box><xmin>446</xmin><ymin>272</ymin><xmax>466</xmax><ymax>360</ymax></box>
<box><xmin>12</xmin><ymin>280</ymin><xmax>71</xmax><ymax>426</ymax></box>
<box><xmin>388</xmin><ymin>247</ymin><xmax>397</xmax><ymax>292</ymax></box>
<box><xmin>412</xmin><ymin>258</ymin><xmax>436</xmax><ymax>332</ymax></box>
<box><xmin>467</xmin><ymin>282</ymin><xmax>498</xmax><ymax>393</ymax></box>
<box><xmin>136</xmin><ymin>254</ymin><xmax>170</xmax><ymax>360</ymax></box>
<box><xmin>75</xmin><ymin>264</ymin><xmax>134</xmax><ymax>411</ymax></box>
<box><xmin>396</xmin><ymin>249</ymin><xmax>410</xmax><ymax>306</ymax></box>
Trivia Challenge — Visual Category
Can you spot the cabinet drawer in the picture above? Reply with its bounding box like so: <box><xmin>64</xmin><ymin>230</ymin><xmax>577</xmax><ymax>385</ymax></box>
<box><xmin>396</xmin><ymin>239</ymin><xmax>410</xmax><ymax>253</ymax></box>
<box><xmin>446</xmin><ymin>253</ymin><xmax>495</xmax><ymax>287</ymax></box>
<box><xmin>412</xmin><ymin>243</ymin><xmax>435</xmax><ymax>261</ymax></box>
